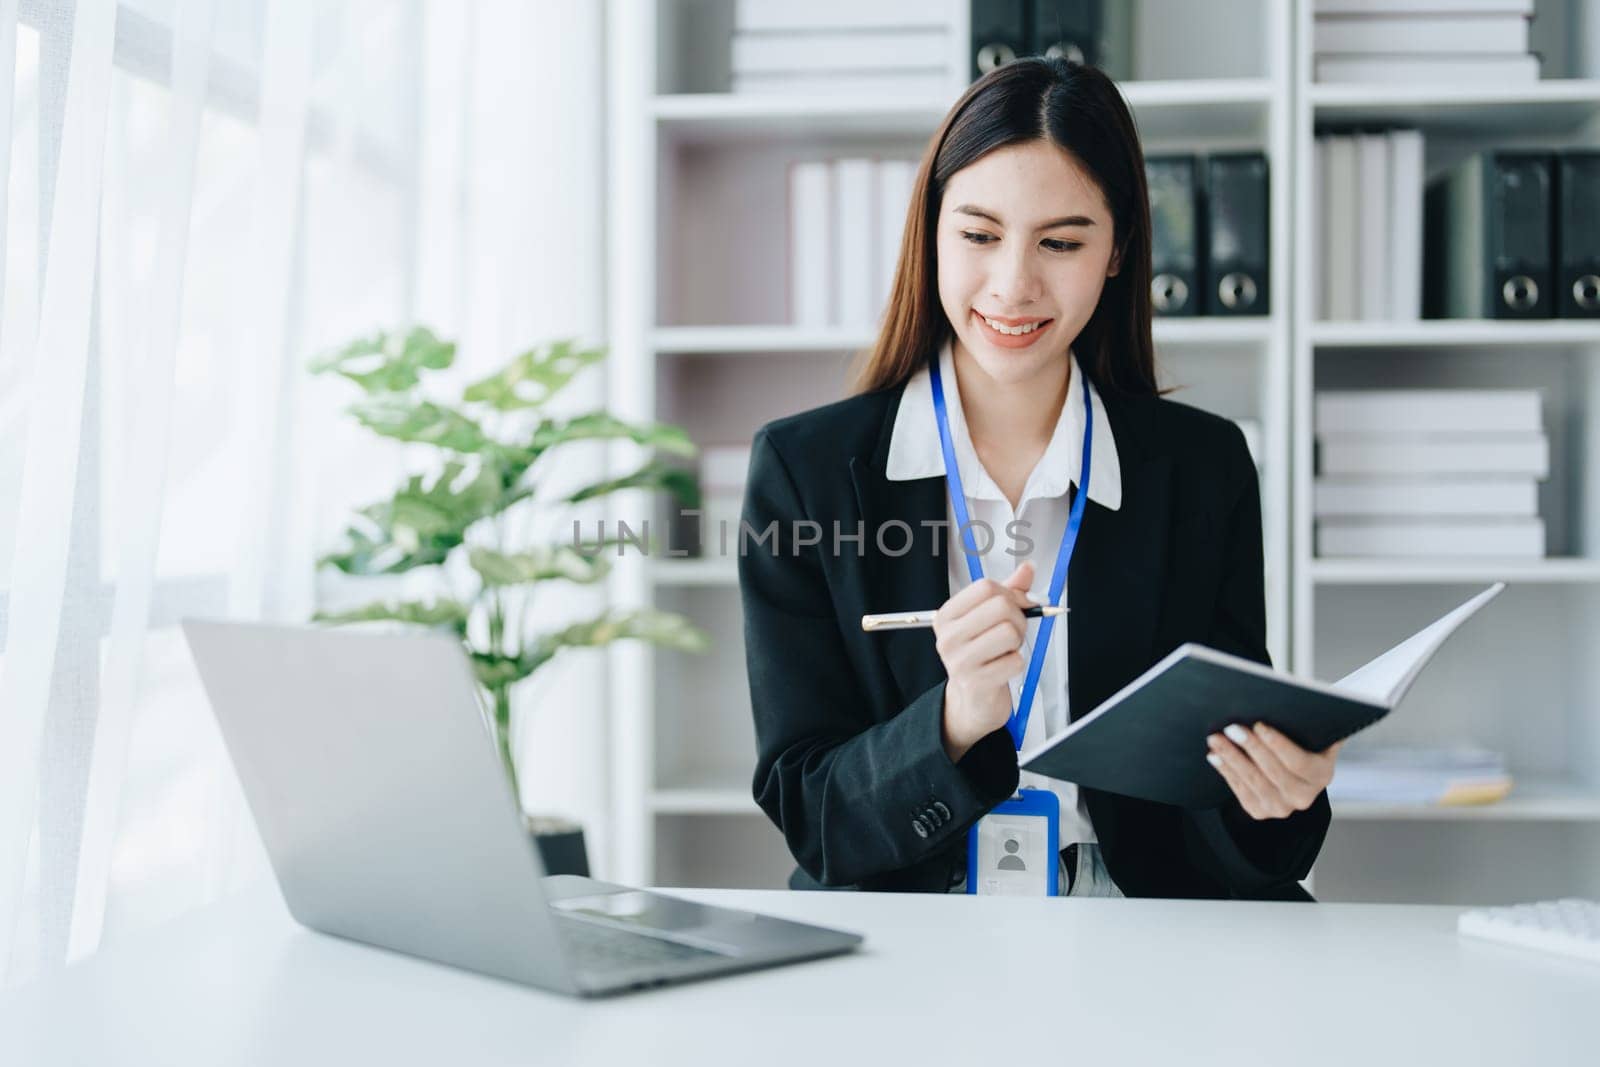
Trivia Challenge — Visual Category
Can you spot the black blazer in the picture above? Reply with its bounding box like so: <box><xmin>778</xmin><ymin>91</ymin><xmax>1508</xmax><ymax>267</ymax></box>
<box><xmin>738</xmin><ymin>378</ymin><xmax>1330</xmax><ymax>900</ymax></box>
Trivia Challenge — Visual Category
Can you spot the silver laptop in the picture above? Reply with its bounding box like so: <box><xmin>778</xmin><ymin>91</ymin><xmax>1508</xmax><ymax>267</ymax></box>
<box><xmin>181</xmin><ymin>619</ymin><xmax>861</xmax><ymax>996</ymax></box>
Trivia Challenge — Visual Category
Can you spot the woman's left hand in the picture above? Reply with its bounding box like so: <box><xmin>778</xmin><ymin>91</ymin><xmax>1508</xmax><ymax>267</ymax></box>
<box><xmin>1205</xmin><ymin>722</ymin><xmax>1341</xmax><ymax>821</ymax></box>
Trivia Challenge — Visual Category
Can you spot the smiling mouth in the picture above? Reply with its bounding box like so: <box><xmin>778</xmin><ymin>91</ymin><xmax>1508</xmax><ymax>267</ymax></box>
<box><xmin>973</xmin><ymin>309</ymin><xmax>1055</xmax><ymax>339</ymax></box>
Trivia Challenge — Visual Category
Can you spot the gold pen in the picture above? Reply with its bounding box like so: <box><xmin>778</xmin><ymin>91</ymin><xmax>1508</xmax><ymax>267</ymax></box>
<box><xmin>860</xmin><ymin>605</ymin><xmax>1068</xmax><ymax>632</ymax></box>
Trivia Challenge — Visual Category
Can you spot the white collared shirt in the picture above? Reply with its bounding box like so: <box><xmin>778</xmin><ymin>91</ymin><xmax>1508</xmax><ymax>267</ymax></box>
<box><xmin>887</xmin><ymin>341</ymin><xmax>1122</xmax><ymax>846</ymax></box>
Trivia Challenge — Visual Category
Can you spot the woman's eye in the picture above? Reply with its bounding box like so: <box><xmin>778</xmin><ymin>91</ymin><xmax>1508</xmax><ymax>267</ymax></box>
<box><xmin>960</xmin><ymin>231</ymin><xmax>1081</xmax><ymax>252</ymax></box>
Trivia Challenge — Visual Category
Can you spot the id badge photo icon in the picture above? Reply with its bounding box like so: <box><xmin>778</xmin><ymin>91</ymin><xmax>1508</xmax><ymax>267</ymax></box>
<box><xmin>968</xmin><ymin>788</ymin><xmax>1061</xmax><ymax>896</ymax></box>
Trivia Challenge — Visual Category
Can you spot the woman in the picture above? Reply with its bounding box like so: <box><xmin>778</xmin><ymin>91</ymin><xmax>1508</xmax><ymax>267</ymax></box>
<box><xmin>738</xmin><ymin>58</ymin><xmax>1339</xmax><ymax>899</ymax></box>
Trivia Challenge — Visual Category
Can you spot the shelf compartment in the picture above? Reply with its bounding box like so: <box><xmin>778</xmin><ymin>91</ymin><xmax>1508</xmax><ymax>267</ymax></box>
<box><xmin>1122</xmin><ymin>79</ymin><xmax>1275</xmax><ymax>144</ymax></box>
<box><xmin>655</xmin><ymin>348</ymin><xmax>852</xmax><ymax>461</ymax></box>
<box><xmin>652</xmin><ymin>586</ymin><xmax>759</xmax><ymax>801</ymax></box>
<box><xmin>1311</xmin><ymin>346</ymin><xmax>1600</xmax><ymax>560</ymax></box>
<box><xmin>1309</xmin><ymin>584</ymin><xmax>1600</xmax><ymax>804</ymax></box>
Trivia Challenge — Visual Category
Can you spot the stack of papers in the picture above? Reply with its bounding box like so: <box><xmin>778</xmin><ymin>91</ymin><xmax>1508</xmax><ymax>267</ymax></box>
<box><xmin>1311</xmin><ymin>0</ymin><xmax>1540</xmax><ymax>85</ymax></box>
<box><xmin>731</xmin><ymin>0</ymin><xmax>953</xmax><ymax>97</ymax></box>
<box><xmin>1329</xmin><ymin>746</ymin><xmax>1514</xmax><ymax>806</ymax></box>
<box><xmin>1314</xmin><ymin>389</ymin><xmax>1548</xmax><ymax>559</ymax></box>
<box><xmin>1314</xmin><ymin>130</ymin><xmax>1423</xmax><ymax>322</ymax></box>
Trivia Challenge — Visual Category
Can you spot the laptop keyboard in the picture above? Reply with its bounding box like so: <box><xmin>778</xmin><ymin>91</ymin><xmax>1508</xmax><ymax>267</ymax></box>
<box><xmin>555</xmin><ymin>915</ymin><xmax>725</xmax><ymax>973</ymax></box>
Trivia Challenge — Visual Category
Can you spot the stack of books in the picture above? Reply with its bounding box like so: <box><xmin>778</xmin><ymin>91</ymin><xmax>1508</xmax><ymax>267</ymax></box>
<box><xmin>1314</xmin><ymin>389</ymin><xmax>1548</xmax><ymax>558</ymax></box>
<box><xmin>731</xmin><ymin>0</ymin><xmax>953</xmax><ymax>97</ymax></box>
<box><xmin>1329</xmin><ymin>745</ymin><xmax>1514</xmax><ymax>807</ymax></box>
<box><xmin>788</xmin><ymin>157</ymin><xmax>918</xmax><ymax>327</ymax></box>
<box><xmin>1314</xmin><ymin>130</ymin><xmax>1424</xmax><ymax>321</ymax></box>
<box><xmin>1312</xmin><ymin>0</ymin><xmax>1539</xmax><ymax>85</ymax></box>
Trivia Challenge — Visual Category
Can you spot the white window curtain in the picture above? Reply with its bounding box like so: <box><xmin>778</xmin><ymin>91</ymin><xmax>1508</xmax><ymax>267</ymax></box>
<box><xmin>1</xmin><ymin>0</ymin><xmax>611</xmax><ymax>988</ymax></box>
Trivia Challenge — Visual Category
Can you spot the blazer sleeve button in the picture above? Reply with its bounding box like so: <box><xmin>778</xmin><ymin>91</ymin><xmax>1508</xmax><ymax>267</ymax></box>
<box><xmin>911</xmin><ymin>817</ymin><xmax>929</xmax><ymax>839</ymax></box>
<box><xmin>933</xmin><ymin>801</ymin><xmax>950</xmax><ymax>821</ymax></box>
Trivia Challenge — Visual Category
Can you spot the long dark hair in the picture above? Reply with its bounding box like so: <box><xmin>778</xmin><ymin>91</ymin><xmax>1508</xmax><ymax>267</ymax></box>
<box><xmin>853</xmin><ymin>58</ymin><xmax>1158</xmax><ymax>398</ymax></box>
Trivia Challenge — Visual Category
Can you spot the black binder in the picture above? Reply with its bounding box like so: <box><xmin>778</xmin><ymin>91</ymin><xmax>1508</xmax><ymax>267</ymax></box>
<box><xmin>970</xmin><ymin>1</ymin><xmax>1131</xmax><ymax>81</ymax></box>
<box><xmin>1022</xmin><ymin>585</ymin><xmax>1503</xmax><ymax>809</ymax></box>
<box><xmin>1557</xmin><ymin>151</ymin><xmax>1600</xmax><ymax>318</ymax></box>
<box><xmin>970</xmin><ymin>0</ymin><xmax>1029</xmax><ymax>79</ymax></box>
<box><xmin>1146</xmin><ymin>155</ymin><xmax>1201</xmax><ymax>317</ymax></box>
<box><xmin>1031</xmin><ymin>0</ymin><xmax>1100</xmax><ymax>67</ymax></box>
<box><xmin>1204</xmin><ymin>153</ymin><xmax>1270</xmax><ymax>316</ymax></box>
<box><xmin>1425</xmin><ymin>151</ymin><xmax>1555</xmax><ymax>319</ymax></box>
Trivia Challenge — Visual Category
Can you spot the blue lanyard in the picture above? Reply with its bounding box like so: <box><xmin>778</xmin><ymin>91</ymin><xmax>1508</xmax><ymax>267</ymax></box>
<box><xmin>929</xmin><ymin>354</ymin><xmax>1093</xmax><ymax>750</ymax></box>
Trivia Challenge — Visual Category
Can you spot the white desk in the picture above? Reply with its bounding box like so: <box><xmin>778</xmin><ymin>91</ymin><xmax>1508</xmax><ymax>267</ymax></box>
<box><xmin>2</xmin><ymin>885</ymin><xmax>1596</xmax><ymax>1065</ymax></box>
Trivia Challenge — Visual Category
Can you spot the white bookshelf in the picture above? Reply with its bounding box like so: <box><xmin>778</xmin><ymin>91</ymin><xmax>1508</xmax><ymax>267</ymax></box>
<box><xmin>608</xmin><ymin>0</ymin><xmax>1294</xmax><ymax>891</ymax></box>
<box><xmin>608</xmin><ymin>0</ymin><xmax>1600</xmax><ymax>898</ymax></box>
<box><xmin>1292</xmin><ymin>0</ymin><xmax>1600</xmax><ymax>903</ymax></box>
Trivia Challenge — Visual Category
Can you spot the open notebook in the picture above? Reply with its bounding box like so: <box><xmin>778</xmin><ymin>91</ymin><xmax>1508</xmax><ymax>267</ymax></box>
<box><xmin>1020</xmin><ymin>584</ymin><xmax>1506</xmax><ymax>809</ymax></box>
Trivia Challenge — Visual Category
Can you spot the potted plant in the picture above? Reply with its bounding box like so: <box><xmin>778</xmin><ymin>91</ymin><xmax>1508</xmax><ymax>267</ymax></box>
<box><xmin>309</xmin><ymin>327</ymin><xmax>707</xmax><ymax>875</ymax></box>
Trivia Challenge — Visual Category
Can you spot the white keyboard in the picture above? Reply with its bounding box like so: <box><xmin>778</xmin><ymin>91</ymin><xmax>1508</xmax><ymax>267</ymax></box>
<box><xmin>1457</xmin><ymin>899</ymin><xmax>1600</xmax><ymax>964</ymax></box>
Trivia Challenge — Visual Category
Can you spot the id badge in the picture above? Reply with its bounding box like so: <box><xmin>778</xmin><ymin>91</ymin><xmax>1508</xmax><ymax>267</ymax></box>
<box><xmin>966</xmin><ymin>787</ymin><xmax>1060</xmax><ymax>896</ymax></box>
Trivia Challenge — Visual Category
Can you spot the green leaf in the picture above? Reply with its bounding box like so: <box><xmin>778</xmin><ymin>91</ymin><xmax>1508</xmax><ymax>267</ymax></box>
<box><xmin>349</xmin><ymin>397</ymin><xmax>491</xmax><ymax>452</ymax></box>
<box><xmin>318</xmin><ymin>523</ymin><xmax>454</xmax><ymax>575</ymax></box>
<box><xmin>313</xmin><ymin>598</ymin><xmax>470</xmax><ymax>634</ymax></box>
<box><xmin>321</xmin><ymin>462</ymin><xmax>506</xmax><ymax>575</ymax></box>
<box><xmin>462</xmin><ymin>339</ymin><xmax>606</xmax><ymax>411</ymax></box>
<box><xmin>309</xmin><ymin>325</ymin><xmax>456</xmax><ymax>395</ymax></box>
<box><xmin>394</xmin><ymin>462</ymin><xmax>504</xmax><ymax>535</ymax></box>
<box><xmin>566</xmin><ymin>463</ymin><xmax>700</xmax><ymax>508</ymax></box>
<box><xmin>528</xmin><ymin>412</ymin><xmax>696</xmax><ymax>458</ymax></box>
<box><xmin>468</xmin><ymin>543</ymin><xmax>621</xmax><ymax>587</ymax></box>
<box><xmin>469</xmin><ymin>651</ymin><xmax>528</xmax><ymax>692</ymax></box>
<box><xmin>533</xmin><ymin>609</ymin><xmax>710</xmax><ymax>660</ymax></box>
<box><xmin>465</xmin><ymin>609</ymin><xmax>708</xmax><ymax>692</ymax></box>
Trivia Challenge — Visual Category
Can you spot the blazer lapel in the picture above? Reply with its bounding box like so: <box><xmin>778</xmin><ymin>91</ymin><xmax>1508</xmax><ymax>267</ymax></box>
<box><xmin>851</xmin><ymin>390</ymin><xmax>948</xmax><ymax>708</ymax></box>
<box><xmin>1067</xmin><ymin>390</ymin><xmax>1172</xmax><ymax>719</ymax></box>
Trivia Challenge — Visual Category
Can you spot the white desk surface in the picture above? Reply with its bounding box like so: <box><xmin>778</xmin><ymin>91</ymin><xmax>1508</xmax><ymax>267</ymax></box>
<box><xmin>2</xmin><ymin>884</ymin><xmax>1596</xmax><ymax>1066</ymax></box>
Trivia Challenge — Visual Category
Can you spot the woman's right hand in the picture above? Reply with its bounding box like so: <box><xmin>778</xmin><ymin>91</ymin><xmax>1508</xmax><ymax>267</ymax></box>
<box><xmin>934</xmin><ymin>560</ymin><xmax>1036</xmax><ymax>762</ymax></box>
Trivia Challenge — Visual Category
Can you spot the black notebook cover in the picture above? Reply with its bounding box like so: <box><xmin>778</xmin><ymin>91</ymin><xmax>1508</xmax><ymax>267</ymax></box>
<box><xmin>1021</xmin><ymin>645</ymin><xmax>1389</xmax><ymax>810</ymax></box>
